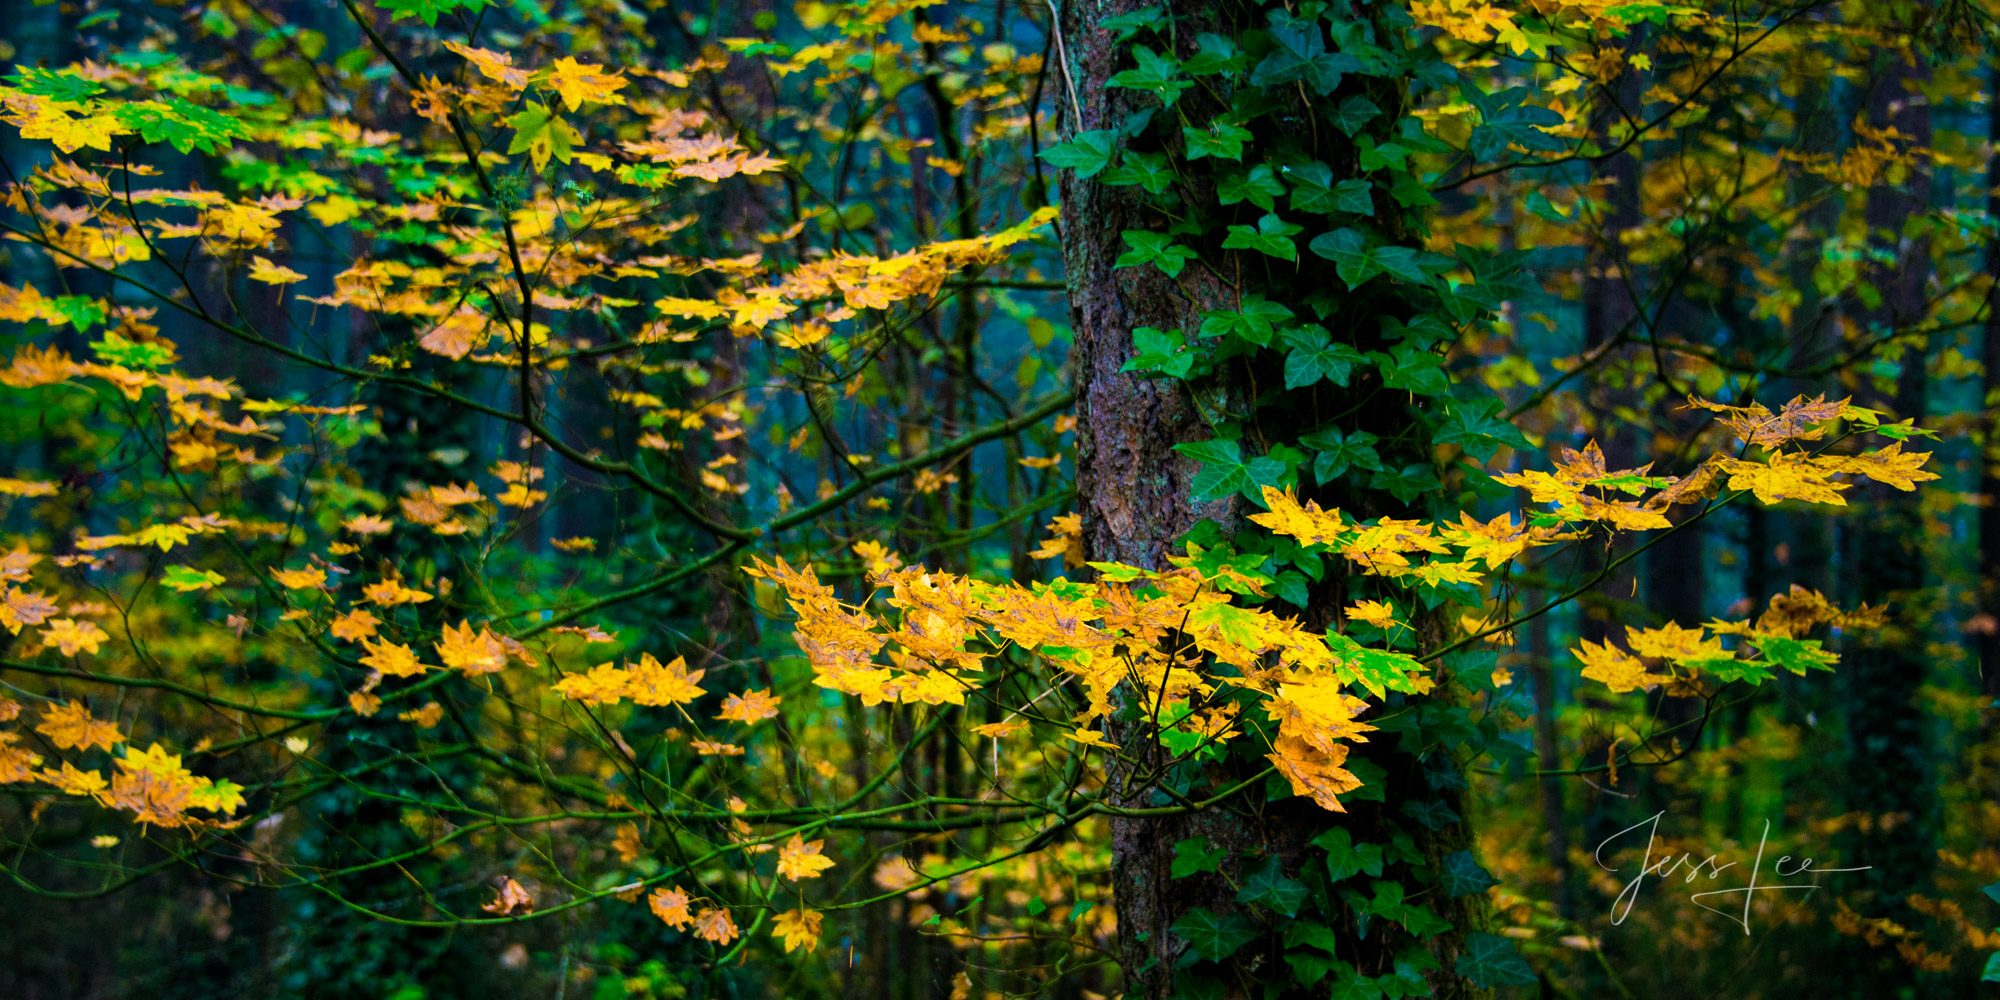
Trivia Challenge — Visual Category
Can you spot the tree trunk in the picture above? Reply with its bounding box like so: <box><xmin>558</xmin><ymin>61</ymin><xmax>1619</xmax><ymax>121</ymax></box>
<box><xmin>1055</xmin><ymin>2</ymin><xmax>1486</xmax><ymax>995</ymax></box>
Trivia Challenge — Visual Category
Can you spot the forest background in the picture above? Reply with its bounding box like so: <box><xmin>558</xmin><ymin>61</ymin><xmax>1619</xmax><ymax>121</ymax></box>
<box><xmin>0</xmin><ymin>0</ymin><xmax>1993</xmax><ymax>998</ymax></box>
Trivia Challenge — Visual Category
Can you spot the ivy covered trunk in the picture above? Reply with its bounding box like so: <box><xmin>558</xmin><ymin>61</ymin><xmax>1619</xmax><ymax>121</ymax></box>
<box><xmin>1054</xmin><ymin>1</ymin><xmax>1526</xmax><ymax>995</ymax></box>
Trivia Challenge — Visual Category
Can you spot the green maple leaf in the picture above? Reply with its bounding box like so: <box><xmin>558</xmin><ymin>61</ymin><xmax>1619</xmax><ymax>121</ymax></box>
<box><xmin>376</xmin><ymin>0</ymin><xmax>488</xmax><ymax>27</ymax></box>
<box><xmin>506</xmin><ymin>104</ymin><xmax>580</xmax><ymax>172</ymax></box>
<box><xmin>161</xmin><ymin>566</ymin><xmax>226</xmax><ymax>593</ymax></box>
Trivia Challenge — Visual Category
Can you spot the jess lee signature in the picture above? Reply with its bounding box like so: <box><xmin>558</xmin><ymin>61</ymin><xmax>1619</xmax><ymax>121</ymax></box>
<box><xmin>1594</xmin><ymin>811</ymin><xmax>1871</xmax><ymax>934</ymax></box>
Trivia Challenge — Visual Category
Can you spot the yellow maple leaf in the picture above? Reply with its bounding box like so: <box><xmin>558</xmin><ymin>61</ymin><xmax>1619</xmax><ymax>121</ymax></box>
<box><xmin>342</xmin><ymin>513</ymin><xmax>393</xmax><ymax>535</ymax></box>
<box><xmin>626</xmin><ymin>653</ymin><xmax>705</xmax><ymax>706</ymax></box>
<box><xmin>329</xmin><ymin>608</ymin><xmax>381</xmax><ymax>641</ymax></box>
<box><xmin>417</xmin><ymin>310</ymin><xmax>490</xmax><ymax>360</ymax></box>
<box><xmin>36</xmin><ymin>699</ymin><xmax>124</xmax><ymax>751</ymax></box>
<box><xmin>16</xmin><ymin>107</ymin><xmax>131</xmax><ymax>153</ymax></box>
<box><xmin>553</xmin><ymin>662</ymin><xmax>630</xmax><ymax>705</ymax></box>
<box><xmin>692</xmin><ymin>906</ymin><xmax>739</xmax><ymax>944</ymax></box>
<box><xmin>1815</xmin><ymin>443</ymin><xmax>1939</xmax><ymax>493</ymax></box>
<box><xmin>271</xmin><ymin>566</ymin><xmax>328</xmax><ymax>590</ymax></box>
<box><xmin>971</xmin><ymin>719</ymin><xmax>1027</xmax><ymax>739</ymax></box>
<box><xmin>771</xmin><ymin>907</ymin><xmax>824</xmax><ymax>953</ymax></box>
<box><xmin>362</xmin><ymin>578</ymin><xmax>434</xmax><ymax>606</ymax></box>
<box><xmin>360</xmin><ymin>638</ymin><xmax>427</xmax><ymax>678</ymax></box>
<box><xmin>38</xmin><ymin>760</ymin><xmax>107</xmax><ymax>796</ymax></box>
<box><xmin>1064</xmin><ymin>728</ymin><xmax>1120</xmax><ymax>750</ymax></box>
<box><xmin>649</xmin><ymin>886</ymin><xmax>694</xmax><ymax>929</ymax></box>
<box><xmin>436</xmin><ymin>619</ymin><xmax>508</xmax><ymax>675</ymax></box>
<box><xmin>716</xmin><ymin>688</ymin><xmax>782</xmax><ymax>724</ymax></box>
<box><xmin>547</xmin><ymin>57</ymin><xmax>629</xmax><ymax>111</ymax></box>
<box><xmin>441</xmin><ymin>40</ymin><xmax>529</xmax><ymax>89</ymax></box>
<box><xmin>1250</xmin><ymin>486</ymin><xmax>1347</xmax><ymax>548</ymax></box>
<box><xmin>41</xmin><ymin>617</ymin><xmax>109</xmax><ymax>655</ymax></box>
<box><xmin>397</xmin><ymin>702</ymin><xmax>444</xmax><ymax>727</ymax></box>
<box><xmin>481</xmin><ymin>877</ymin><xmax>534</xmax><ymax>916</ymax></box>
<box><xmin>247</xmin><ymin>256</ymin><xmax>307</xmax><ymax>285</ymax></box>
<box><xmin>1573</xmin><ymin>638</ymin><xmax>1660</xmax><ymax>693</ymax></box>
<box><xmin>1348</xmin><ymin>599</ymin><xmax>1399</xmax><ymax>630</ymax></box>
<box><xmin>776</xmin><ymin>833</ymin><xmax>837</xmax><ymax>880</ymax></box>
<box><xmin>612</xmin><ymin>822</ymin><xmax>644</xmax><ymax>863</ymax></box>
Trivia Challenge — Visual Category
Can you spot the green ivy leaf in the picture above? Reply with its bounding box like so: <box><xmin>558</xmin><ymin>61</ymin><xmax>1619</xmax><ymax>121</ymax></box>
<box><xmin>1108</xmin><ymin>45</ymin><xmax>1189</xmax><ymax>105</ymax></box>
<box><xmin>1221</xmin><ymin>213</ymin><xmax>1302</xmax><ymax>262</ymax></box>
<box><xmin>1197</xmin><ymin>294</ymin><xmax>1293</xmax><ymax>346</ymax></box>
<box><xmin>1168</xmin><ymin>832</ymin><xmax>1216</xmax><ymax>880</ymax></box>
<box><xmin>1984</xmin><ymin>951</ymin><xmax>2000</xmax><ymax>983</ymax></box>
<box><xmin>1327</xmin><ymin>94</ymin><xmax>1381</xmax><ymax>135</ymax></box>
<box><xmin>1370</xmin><ymin>463</ymin><xmax>1443</xmax><ymax>503</ymax></box>
<box><xmin>1371</xmin><ymin>345</ymin><xmax>1449</xmax><ymax>396</ymax></box>
<box><xmin>1401</xmin><ymin>799</ymin><xmax>1462</xmax><ymax>831</ymax></box>
<box><xmin>1218</xmin><ymin>163</ymin><xmax>1285</xmax><ymax>211</ymax></box>
<box><xmin>1299</xmin><ymin>426</ymin><xmax>1383</xmax><ymax>482</ymax></box>
<box><xmin>1331</xmin><ymin>179</ymin><xmax>1376</xmax><ymax>216</ymax></box>
<box><xmin>1103</xmin><ymin>151</ymin><xmax>1175</xmax><ymax>193</ymax></box>
<box><xmin>1460</xmin><ymin>82</ymin><xmax>1566</xmax><ymax>162</ymax></box>
<box><xmin>1182</xmin><ymin>32</ymin><xmax>1247</xmax><ymax>76</ymax></box>
<box><xmin>1099</xmin><ymin>6</ymin><xmax>1165</xmax><ymax>42</ymax></box>
<box><xmin>1523</xmin><ymin>190</ymin><xmax>1568</xmax><ymax>221</ymax></box>
<box><xmin>1038</xmin><ymin>129</ymin><xmax>1118</xmax><ymax>177</ymax></box>
<box><xmin>1433</xmin><ymin>396</ymin><xmax>1532</xmax><ymax>462</ymax></box>
<box><xmin>1454</xmin><ymin>931</ymin><xmax>1537</xmax><ymax>988</ymax></box>
<box><xmin>1283</xmin><ymin>920</ymin><xmax>1343</xmax><ymax>954</ymax></box>
<box><xmin>1370</xmin><ymin>245</ymin><xmax>1457</xmax><ymax>283</ymax></box>
<box><xmin>1236</xmin><ymin>856</ymin><xmax>1309</xmax><ymax>917</ymax></box>
<box><xmin>1170</xmin><ymin>907</ymin><xmax>1260</xmax><ymax>963</ymax></box>
<box><xmin>1116</xmin><ymin>230</ymin><xmax>1199</xmax><ymax>277</ymax></box>
<box><xmin>1122</xmin><ymin>326</ymin><xmax>1195</xmax><ymax>379</ymax></box>
<box><xmin>1184</xmin><ymin>121</ymin><xmax>1253</xmax><ymax>161</ymax></box>
<box><xmin>1308</xmin><ymin>227</ymin><xmax>1378</xmax><ymax>288</ymax></box>
<box><xmin>1250</xmin><ymin>11</ymin><xmax>1362</xmax><ymax>95</ymax></box>
<box><xmin>1281</xmin><ymin>325</ymin><xmax>1366</xmax><ymax>389</ymax></box>
<box><xmin>1283</xmin><ymin>161</ymin><xmax>1340</xmax><ymax>215</ymax></box>
<box><xmin>1284</xmin><ymin>951</ymin><xmax>1345</xmax><ymax>987</ymax></box>
<box><xmin>1310</xmin><ymin>828</ymin><xmax>1384</xmax><ymax>882</ymax></box>
<box><xmin>1440</xmin><ymin>850</ymin><xmax>1500</xmax><ymax>897</ymax></box>
<box><xmin>1175</xmin><ymin>438</ymin><xmax>1286</xmax><ymax>504</ymax></box>
<box><xmin>1387</xmin><ymin>171</ymin><xmax>1438</xmax><ymax>208</ymax></box>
